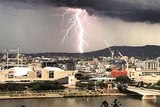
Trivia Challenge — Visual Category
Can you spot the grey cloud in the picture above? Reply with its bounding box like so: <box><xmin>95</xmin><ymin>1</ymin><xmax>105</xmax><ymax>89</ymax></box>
<box><xmin>1</xmin><ymin>0</ymin><xmax>160</xmax><ymax>23</ymax></box>
<box><xmin>0</xmin><ymin>0</ymin><xmax>160</xmax><ymax>53</ymax></box>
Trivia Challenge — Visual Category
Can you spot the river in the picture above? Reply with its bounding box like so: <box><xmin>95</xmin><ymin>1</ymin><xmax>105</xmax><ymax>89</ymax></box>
<box><xmin>0</xmin><ymin>96</ymin><xmax>160</xmax><ymax>107</ymax></box>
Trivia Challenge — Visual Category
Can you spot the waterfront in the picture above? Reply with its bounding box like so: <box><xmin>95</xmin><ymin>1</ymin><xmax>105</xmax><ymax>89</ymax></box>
<box><xmin>0</xmin><ymin>96</ymin><xmax>160</xmax><ymax>107</ymax></box>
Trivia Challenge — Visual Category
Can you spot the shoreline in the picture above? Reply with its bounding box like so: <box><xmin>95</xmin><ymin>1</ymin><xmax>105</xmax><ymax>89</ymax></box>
<box><xmin>0</xmin><ymin>92</ymin><xmax>127</xmax><ymax>100</ymax></box>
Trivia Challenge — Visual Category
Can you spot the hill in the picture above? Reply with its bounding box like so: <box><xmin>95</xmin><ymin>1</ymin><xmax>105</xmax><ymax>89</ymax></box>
<box><xmin>29</xmin><ymin>45</ymin><xmax>160</xmax><ymax>58</ymax></box>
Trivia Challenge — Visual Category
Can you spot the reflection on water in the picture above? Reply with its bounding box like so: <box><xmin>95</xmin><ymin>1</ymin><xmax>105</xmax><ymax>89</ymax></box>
<box><xmin>0</xmin><ymin>96</ymin><xmax>159</xmax><ymax>107</ymax></box>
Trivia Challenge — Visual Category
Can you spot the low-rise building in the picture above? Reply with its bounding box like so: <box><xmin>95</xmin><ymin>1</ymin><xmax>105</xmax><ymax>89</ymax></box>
<box><xmin>0</xmin><ymin>67</ymin><xmax>77</xmax><ymax>86</ymax></box>
<box><xmin>111</xmin><ymin>69</ymin><xmax>128</xmax><ymax>78</ymax></box>
<box><xmin>134</xmin><ymin>69</ymin><xmax>160</xmax><ymax>83</ymax></box>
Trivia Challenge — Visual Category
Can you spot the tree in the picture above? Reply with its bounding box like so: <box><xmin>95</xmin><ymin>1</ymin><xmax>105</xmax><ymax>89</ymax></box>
<box><xmin>75</xmin><ymin>73</ymin><xmax>91</xmax><ymax>80</ymax></box>
<box><xmin>76</xmin><ymin>81</ymin><xmax>95</xmax><ymax>90</ymax></box>
<box><xmin>0</xmin><ymin>84</ymin><xmax>6</xmax><ymax>91</ymax></box>
<box><xmin>106</xmin><ymin>68</ymin><xmax>112</xmax><ymax>71</ymax></box>
<box><xmin>0</xmin><ymin>83</ymin><xmax>26</xmax><ymax>91</ymax></box>
<box><xmin>156</xmin><ymin>80</ymin><xmax>160</xmax><ymax>86</ymax></box>
<box><xmin>139</xmin><ymin>81</ymin><xmax>144</xmax><ymax>87</ymax></box>
<box><xmin>96</xmin><ymin>81</ymin><xmax>105</xmax><ymax>89</ymax></box>
<box><xmin>116</xmin><ymin>76</ymin><xmax>131</xmax><ymax>84</ymax></box>
<box><xmin>75</xmin><ymin>73</ymin><xmax>83</xmax><ymax>80</ymax></box>
<box><xmin>76</xmin><ymin>81</ymin><xmax>87</xmax><ymax>89</ymax></box>
<box><xmin>31</xmin><ymin>81</ymin><xmax>65</xmax><ymax>91</ymax></box>
<box><xmin>87</xmin><ymin>81</ymin><xmax>95</xmax><ymax>90</ymax></box>
<box><xmin>117</xmin><ymin>84</ymin><xmax>127</xmax><ymax>93</ymax></box>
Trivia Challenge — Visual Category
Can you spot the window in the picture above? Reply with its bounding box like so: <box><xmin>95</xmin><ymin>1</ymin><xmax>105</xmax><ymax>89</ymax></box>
<box><xmin>8</xmin><ymin>71</ymin><xmax>14</xmax><ymax>78</ymax></box>
<box><xmin>49</xmin><ymin>71</ymin><xmax>54</xmax><ymax>78</ymax></box>
<box><xmin>37</xmin><ymin>70</ymin><xmax>42</xmax><ymax>78</ymax></box>
<box><xmin>8</xmin><ymin>74</ymin><xmax>14</xmax><ymax>78</ymax></box>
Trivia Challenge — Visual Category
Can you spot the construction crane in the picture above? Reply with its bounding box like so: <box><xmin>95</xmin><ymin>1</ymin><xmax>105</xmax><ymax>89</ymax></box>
<box><xmin>104</xmin><ymin>40</ymin><xmax>114</xmax><ymax>59</ymax></box>
<box><xmin>117</xmin><ymin>50</ymin><xmax>128</xmax><ymax>71</ymax></box>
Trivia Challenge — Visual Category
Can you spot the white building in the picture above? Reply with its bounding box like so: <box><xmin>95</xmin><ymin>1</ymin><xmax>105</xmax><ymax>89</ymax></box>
<box><xmin>143</xmin><ymin>60</ymin><xmax>159</xmax><ymax>70</ymax></box>
<box><xmin>0</xmin><ymin>66</ymin><xmax>78</xmax><ymax>86</ymax></box>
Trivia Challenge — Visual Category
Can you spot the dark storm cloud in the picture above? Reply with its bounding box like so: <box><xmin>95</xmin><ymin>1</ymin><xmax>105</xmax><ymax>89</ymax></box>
<box><xmin>1</xmin><ymin>0</ymin><xmax>160</xmax><ymax>23</ymax></box>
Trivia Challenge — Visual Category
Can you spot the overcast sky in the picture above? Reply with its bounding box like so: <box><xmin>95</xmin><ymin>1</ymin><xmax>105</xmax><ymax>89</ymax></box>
<box><xmin>0</xmin><ymin>0</ymin><xmax>160</xmax><ymax>53</ymax></box>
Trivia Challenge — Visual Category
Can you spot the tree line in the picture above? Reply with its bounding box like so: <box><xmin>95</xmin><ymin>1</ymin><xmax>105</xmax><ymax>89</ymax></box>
<box><xmin>0</xmin><ymin>81</ymin><xmax>65</xmax><ymax>92</ymax></box>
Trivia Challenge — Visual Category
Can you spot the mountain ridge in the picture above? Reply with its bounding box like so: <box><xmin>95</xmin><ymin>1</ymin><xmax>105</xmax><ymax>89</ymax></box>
<box><xmin>28</xmin><ymin>45</ymin><xmax>160</xmax><ymax>58</ymax></box>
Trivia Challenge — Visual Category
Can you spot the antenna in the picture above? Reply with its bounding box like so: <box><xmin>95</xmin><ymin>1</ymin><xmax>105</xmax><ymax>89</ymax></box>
<box><xmin>17</xmin><ymin>45</ymin><xmax>20</xmax><ymax>67</ymax></box>
<box><xmin>104</xmin><ymin>40</ymin><xmax>114</xmax><ymax>59</ymax></box>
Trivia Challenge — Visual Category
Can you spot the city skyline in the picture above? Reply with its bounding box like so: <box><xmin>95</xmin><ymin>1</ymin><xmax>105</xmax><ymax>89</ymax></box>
<box><xmin>0</xmin><ymin>0</ymin><xmax>160</xmax><ymax>53</ymax></box>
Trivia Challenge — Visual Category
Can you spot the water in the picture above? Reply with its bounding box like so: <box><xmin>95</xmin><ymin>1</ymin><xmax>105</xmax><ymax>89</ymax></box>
<box><xmin>0</xmin><ymin>96</ymin><xmax>160</xmax><ymax>107</ymax></box>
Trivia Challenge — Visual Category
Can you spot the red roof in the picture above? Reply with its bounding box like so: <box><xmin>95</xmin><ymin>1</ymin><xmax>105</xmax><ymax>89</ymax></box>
<box><xmin>111</xmin><ymin>69</ymin><xmax>128</xmax><ymax>78</ymax></box>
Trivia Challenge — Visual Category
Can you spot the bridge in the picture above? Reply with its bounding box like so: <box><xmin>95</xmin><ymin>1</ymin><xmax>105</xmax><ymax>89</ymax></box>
<box><xmin>127</xmin><ymin>86</ymin><xmax>160</xmax><ymax>100</ymax></box>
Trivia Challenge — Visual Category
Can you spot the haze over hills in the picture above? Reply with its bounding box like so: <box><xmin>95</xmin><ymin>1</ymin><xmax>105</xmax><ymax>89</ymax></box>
<box><xmin>30</xmin><ymin>45</ymin><xmax>160</xmax><ymax>58</ymax></box>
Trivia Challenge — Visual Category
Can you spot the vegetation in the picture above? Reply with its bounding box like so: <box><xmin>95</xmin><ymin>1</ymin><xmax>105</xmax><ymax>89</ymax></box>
<box><xmin>96</xmin><ymin>81</ymin><xmax>105</xmax><ymax>89</ymax></box>
<box><xmin>76</xmin><ymin>81</ymin><xmax>87</xmax><ymax>89</ymax></box>
<box><xmin>0</xmin><ymin>81</ymin><xmax>65</xmax><ymax>92</ymax></box>
<box><xmin>156</xmin><ymin>80</ymin><xmax>160</xmax><ymax>86</ymax></box>
<box><xmin>150</xmin><ymin>80</ymin><xmax>160</xmax><ymax>90</ymax></box>
<box><xmin>116</xmin><ymin>75</ymin><xmax>131</xmax><ymax>92</ymax></box>
<box><xmin>30</xmin><ymin>81</ymin><xmax>65</xmax><ymax>91</ymax></box>
<box><xmin>130</xmin><ymin>80</ymin><xmax>160</xmax><ymax>90</ymax></box>
<box><xmin>116</xmin><ymin>75</ymin><xmax>131</xmax><ymax>84</ymax></box>
<box><xmin>0</xmin><ymin>83</ymin><xmax>26</xmax><ymax>91</ymax></box>
<box><xmin>76</xmin><ymin>81</ymin><xmax>95</xmax><ymax>90</ymax></box>
<box><xmin>76</xmin><ymin>80</ymin><xmax>107</xmax><ymax>90</ymax></box>
<box><xmin>87</xmin><ymin>81</ymin><xmax>95</xmax><ymax>90</ymax></box>
<box><xmin>75</xmin><ymin>73</ymin><xmax>91</xmax><ymax>80</ymax></box>
<box><xmin>117</xmin><ymin>84</ymin><xmax>127</xmax><ymax>93</ymax></box>
<box><xmin>75</xmin><ymin>73</ymin><xmax>83</xmax><ymax>80</ymax></box>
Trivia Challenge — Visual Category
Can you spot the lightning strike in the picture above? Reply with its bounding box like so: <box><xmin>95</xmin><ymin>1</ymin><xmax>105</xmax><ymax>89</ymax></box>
<box><xmin>58</xmin><ymin>8</ymin><xmax>89</xmax><ymax>54</ymax></box>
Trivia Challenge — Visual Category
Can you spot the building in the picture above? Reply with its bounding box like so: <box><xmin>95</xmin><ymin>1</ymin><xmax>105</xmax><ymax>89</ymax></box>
<box><xmin>128</xmin><ymin>68</ymin><xmax>136</xmax><ymax>80</ymax></box>
<box><xmin>111</xmin><ymin>69</ymin><xmax>128</xmax><ymax>78</ymax></box>
<box><xmin>131</xmin><ymin>59</ymin><xmax>160</xmax><ymax>83</ymax></box>
<box><xmin>143</xmin><ymin>60</ymin><xmax>159</xmax><ymax>70</ymax></box>
<box><xmin>134</xmin><ymin>69</ymin><xmax>160</xmax><ymax>83</ymax></box>
<box><xmin>0</xmin><ymin>66</ymin><xmax>77</xmax><ymax>86</ymax></box>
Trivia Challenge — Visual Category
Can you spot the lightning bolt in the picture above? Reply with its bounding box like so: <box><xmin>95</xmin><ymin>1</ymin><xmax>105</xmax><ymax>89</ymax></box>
<box><xmin>58</xmin><ymin>8</ymin><xmax>89</xmax><ymax>54</ymax></box>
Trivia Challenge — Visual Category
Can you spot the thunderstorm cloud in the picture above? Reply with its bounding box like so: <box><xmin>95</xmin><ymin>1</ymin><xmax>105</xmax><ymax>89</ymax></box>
<box><xmin>0</xmin><ymin>0</ymin><xmax>160</xmax><ymax>53</ymax></box>
<box><xmin>1</xmin><ymin>0</ymin><xmax>160</xmax><ymax>23</ymax></box>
